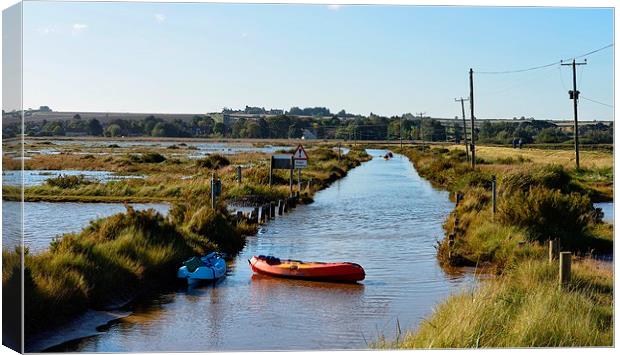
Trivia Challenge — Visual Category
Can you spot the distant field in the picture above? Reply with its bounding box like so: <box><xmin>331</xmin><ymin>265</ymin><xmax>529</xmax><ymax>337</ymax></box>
<box><xmin>446</xmin><ymin>144</ymin><xmax>613</xmax><ymax>169</ymax></box>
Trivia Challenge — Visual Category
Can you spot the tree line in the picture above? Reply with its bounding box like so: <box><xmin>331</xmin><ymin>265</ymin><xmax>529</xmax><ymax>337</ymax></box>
<box><xmin>2</xmin><ymin>112</ymin><xmax>612</xmax><ymax>145</ymax></box>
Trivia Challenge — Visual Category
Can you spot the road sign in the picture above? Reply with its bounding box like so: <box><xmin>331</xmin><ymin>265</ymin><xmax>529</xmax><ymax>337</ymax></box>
<box><xmin>293</xmin><ymin>145</ymin><xmax>308</xmax><ymax>168</ymax></box>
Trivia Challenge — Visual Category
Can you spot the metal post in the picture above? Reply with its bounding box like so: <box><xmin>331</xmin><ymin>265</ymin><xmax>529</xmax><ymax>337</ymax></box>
<box><xmin>297</xmin><ymin>168</ymin><xmax>301</xmax><ymax>192</ymax></box>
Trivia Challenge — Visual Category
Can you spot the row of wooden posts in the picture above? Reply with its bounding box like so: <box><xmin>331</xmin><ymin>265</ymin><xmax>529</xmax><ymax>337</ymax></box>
<box><xmin>234</xmin><ymin>192</ymin><xmax>303</xmax><ymax>225</ymax></box>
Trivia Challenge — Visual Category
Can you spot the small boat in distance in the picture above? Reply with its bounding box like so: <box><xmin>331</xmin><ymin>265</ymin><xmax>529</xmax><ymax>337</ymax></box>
<box><xmin>177</xmin><ymin>252</ymin><xmax>226</xmax><ymax>284</ymax></box>
<box><xmin>249</xmin><ymin>255</ymin><xmax>365</xmax><ymax>283</ymax></box>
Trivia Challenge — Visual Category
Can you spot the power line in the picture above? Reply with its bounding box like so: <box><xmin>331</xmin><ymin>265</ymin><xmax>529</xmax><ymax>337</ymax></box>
<box><xmin>475</xmin><ymin>43</ymin><xmax>613</xmax><ymax>75</ymax></box>
<box><xmin>580</xmin><ymin>96</ymin><xmax>614</xmax><ymax>108</ymax></box>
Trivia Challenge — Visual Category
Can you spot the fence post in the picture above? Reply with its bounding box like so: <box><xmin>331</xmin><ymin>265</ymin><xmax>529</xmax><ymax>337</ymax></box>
<box><xmin>548</xmin><ymin>239</ymin><xmax>559</xmax><ymax>263</ymax></box>
<box><xmin>237</xmin><ymin>166</ymin><xmax>242</xmax><ymax>183</ymax></box>
<box><xmin>277</xmin><ymin>199</ymin><xmax>284</xmax><ymax>215</ymax></box>
<box><xmin>270</xmin><ymin>202</ymin><xmax>275</xmax><ymax>218</ymax></box>
<box><xmin>559</xmin><ymin>252</ymin><xmax>572</xmax><ymax>287</ymax></box>
<box><xmin>491</xmin><ymin>175</ymin><xmax>496</xmax><ymax>218</ymax></box>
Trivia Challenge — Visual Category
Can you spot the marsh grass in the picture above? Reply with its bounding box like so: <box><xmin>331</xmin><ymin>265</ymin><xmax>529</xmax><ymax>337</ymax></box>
<box><xmin>375</xmin><ymin>258</ymin><xmax>613</xmax><ymax>348</ymax></box>
<box><xmin>6</xmin><ymin>205</ymin><xmax>245</xmax><ymax>335</ymax></box>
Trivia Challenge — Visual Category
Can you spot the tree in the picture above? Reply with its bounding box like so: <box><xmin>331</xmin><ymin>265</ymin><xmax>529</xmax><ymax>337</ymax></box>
<box><xmin>214</xmin><ymin>122</ymin><xmax>225</xmax><ymax>136</ymax></box>
<box><xmin>87</xmin><ymin>119</ymin><xmax>103</xmax><ymax>136</ymax></box>
<box><xmin>105</xmin><ymin>124</ymin><xmax>122</xmax><ymax>137</ymax></box>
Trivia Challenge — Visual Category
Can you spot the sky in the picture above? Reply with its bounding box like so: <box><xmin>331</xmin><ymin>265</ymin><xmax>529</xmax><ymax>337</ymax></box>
<box><xmin>17</xmin><ymin>1</ymin><xmax>614</xmax><ymax>120</ymax></box>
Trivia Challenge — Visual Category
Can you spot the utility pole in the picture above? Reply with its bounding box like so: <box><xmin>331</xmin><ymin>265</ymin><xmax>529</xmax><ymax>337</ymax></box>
<box><xmin>469</xmin><ymin>69</ymin><xmax>476</xmax><ymax>169</ymax></box>
<box><xmin>455</xmin><ymin>97</ymin><xmax>470</xmax><ymax>162</ymax></box>
<box><xmin>561</xmin><ymin>59</ymin><xmax>587</xmax><ymax>169</ymax></box>
<box><xmin>416</xmin><ymin>112</ymin><xmax>426</xmax><ymax>141</ymax></box>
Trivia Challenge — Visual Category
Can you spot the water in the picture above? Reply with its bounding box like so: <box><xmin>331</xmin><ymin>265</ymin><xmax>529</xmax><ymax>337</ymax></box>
<box><xmin>62</xmin><ymin>150</ymin><xmax>474</xmax><ymax>352</ymax></box>
<box><xmin>2</xmin><ymin>202</ymin><xmax>169</xmax><ymax>254</ymax></box>
<box><xmin>594</xmin><ymin>202</ymin><xmax>614</xmax><ymax>224</ymax></box>
<box><xmin>2</xmin><ymin>170</ymin><xmax>144</xmax><ymax>187</ymax></box>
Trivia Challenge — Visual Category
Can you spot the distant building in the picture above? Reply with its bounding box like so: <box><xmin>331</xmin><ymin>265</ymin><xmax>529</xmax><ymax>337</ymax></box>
<box><xmin>39</xmin><ymin>106</ymin><xmax>52</xmax><ymax>112</ymax></box>
<box><xmin>268</xmin><ymin>109</ymin><xmax>284</xmax><ymax>115</ymax></box>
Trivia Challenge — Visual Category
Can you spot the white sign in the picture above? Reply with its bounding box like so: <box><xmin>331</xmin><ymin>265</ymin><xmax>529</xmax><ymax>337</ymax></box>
<box><xmin>293</xmin><ymin>144</ymin><xmax>308</xmax><ymax>169</ymax></box>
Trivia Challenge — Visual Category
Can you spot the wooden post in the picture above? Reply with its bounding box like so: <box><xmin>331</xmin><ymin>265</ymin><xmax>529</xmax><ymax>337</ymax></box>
<box><xmin>270</xmin><ymin>202</ymin><xmax>275</xmax><ymax>218</ymax></box>
<box><xmin>277</xmin><ymin>199</ymin><xmax>283</xmax><ymax>215</ymax></box>
<box><xmin>491</xmin><ymin>175</ymin><xmax>496</xmax><ymax>218</ymax></box>
<box><xmin>559</xmin><ymin>252</ymin><xmax>572</xmax><ymax>287</ymax></box>
<box><xmin>269</xmin><ymin>156</ymin><xmax>274</xmax><ymax>186</ymax></box>
<box><xmin>237</xmin><ymin>166</ymin><xmax>242</xmax><ymax>183</ymax></box>
<box><xmin>236</xmin><ymin>210</ymin><xmax>243</xmax><ymax>223</ymax></box>
<box><xmin>252</xmin><ymin>207</ymin><xmax>259</xmax><ymax>223</ymax></box>
<box><xmin>210</xmin><ymin>175</ymin><xmax>216</xmax><ymax>209</ymax></box>
<box><xmin>283</xmin><ymin>200</ymin><xmax>288</xmax><ymax>213</ymax></box>
<box><xmin>548</xmin><ymin>239</ymin><xmax>559</xmax><ymax>262</ymax></box>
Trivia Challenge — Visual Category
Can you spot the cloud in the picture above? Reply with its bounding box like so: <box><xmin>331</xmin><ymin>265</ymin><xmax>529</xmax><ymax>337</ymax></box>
<box><xmin>154</xmin><ymin>14</ymin><xmax>166</xmax><ymax>23</ymax></box>
<box><xmin>327</xmin><ymin>4</ymin><xmax>343</xmax><ymax>11</ymax></box>
<box><xmin>72</xmin><ymin>23</ymin><xmax>87</xmax><ymax>35</ymax></box>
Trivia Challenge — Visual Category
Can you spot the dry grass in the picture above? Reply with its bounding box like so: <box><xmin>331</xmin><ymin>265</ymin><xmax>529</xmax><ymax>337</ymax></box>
<box><xmin>375</xmin><ymin>258</ymin><xmax>613</xmax><ymax>348</ymax></box>
<box><xmin>446</xmin><ymin>144</ymin><xmax>613</xmax><ymax>170</ymax></box>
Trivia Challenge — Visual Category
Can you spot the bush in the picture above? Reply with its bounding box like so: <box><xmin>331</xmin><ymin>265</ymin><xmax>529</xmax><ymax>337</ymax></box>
<box><xmin>196</xmin><ymin>154</ymin><xmax>231</xmax><ymax>169</ymax></box>
<box><xmin>184</xmin><ymin>206</ymin><xmax>243</xmax><ymax>253</ymax></box>
<box><xmin>46</xmin><ymin>174</ymin><xmax>92</xmax><ymax>189</ymax></box>
<box><xmin>501</xmin><ymin>165</ymin><xmax>572</xmax><ymax>195</ymax></box>
<box><xmin>497</xmin><ymin>187</ymin><xmax>597</xmax><ymax>247</ymax></box>
<box><xmin>141</xmin><ymin>152</ymin><xmax>166</xmax><ymax>163</ymax></box>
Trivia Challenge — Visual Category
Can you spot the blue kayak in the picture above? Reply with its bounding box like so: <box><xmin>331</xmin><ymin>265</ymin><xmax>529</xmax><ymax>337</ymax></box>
<box><xmin>177</xmin><ymin>252</ymin><xmax>226</xmax><ymax>284</ymax></box>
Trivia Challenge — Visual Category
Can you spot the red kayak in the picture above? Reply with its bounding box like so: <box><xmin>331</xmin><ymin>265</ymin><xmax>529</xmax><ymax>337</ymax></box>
<box><xmin>249</xmin><ymin>255</ymin><xmax>365</xmax><ymax>283</ymax></box>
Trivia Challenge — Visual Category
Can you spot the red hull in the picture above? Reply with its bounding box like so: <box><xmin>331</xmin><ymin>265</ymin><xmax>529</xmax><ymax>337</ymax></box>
<box><xmin>249</xmin><ymin>256</ymin><xmax>365</xmax><ymax>283</ymax></box>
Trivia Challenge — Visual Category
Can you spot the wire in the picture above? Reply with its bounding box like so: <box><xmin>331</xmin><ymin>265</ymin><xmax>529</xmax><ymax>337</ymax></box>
<box><xmin>580</xmin><ymin>96</ymin><xmax>614</xmax><ymax>108</ymax></box>
<box><xmin>476</xmin><ymin>43</ymin><xmax>613</xmax><ymax>75</ymax></box>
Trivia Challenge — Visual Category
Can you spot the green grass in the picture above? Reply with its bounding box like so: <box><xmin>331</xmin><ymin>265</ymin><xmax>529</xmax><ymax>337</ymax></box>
<box><xmin>5</xmin><ymin>205</ymin><xmax>247</xmax><ymax>335</ymax></box>
<box><xmin>375</xmin><ymin>258</ymin><xmax>613</xmax><ymax>348</ymax></box>
<box><xmin>399</xmin><ymin>146</ymin><xmax>612</xmax><ymax>268</ymax></box>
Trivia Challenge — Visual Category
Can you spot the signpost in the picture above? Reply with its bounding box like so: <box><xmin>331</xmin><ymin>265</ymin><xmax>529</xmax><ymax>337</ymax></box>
<box><xmin>293</xmin><ymin>145</ymin><xmax>308</xmax><ymax>193</ymax></box>
<box><xmin>269</xmin><ymin>145</ymin><xmax>309</xmax><ymax>196</ymax></box>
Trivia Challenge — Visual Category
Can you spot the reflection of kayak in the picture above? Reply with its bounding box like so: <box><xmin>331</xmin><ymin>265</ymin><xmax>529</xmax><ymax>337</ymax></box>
<box><xmin>249</xmin><ymin>255</ymin><xmax>365</xmax><ymax>283</ymax></box>
<box><xmin>177</xmin><ymin>252</ymin><xmax>226</xmax><ymax>284</ymax></box>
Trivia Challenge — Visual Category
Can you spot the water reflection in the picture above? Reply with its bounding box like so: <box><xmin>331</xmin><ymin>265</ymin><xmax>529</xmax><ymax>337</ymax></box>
<box><xmin>58</xmin><ymin>149</ymin><xmax>475</xmax><ymax>352</ymax></box>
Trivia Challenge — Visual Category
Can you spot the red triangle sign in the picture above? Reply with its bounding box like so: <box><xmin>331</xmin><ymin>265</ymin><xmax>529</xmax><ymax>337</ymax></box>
<box><xmin>294</xmin><ymin>144</ymin><xmax>308</xmax><ymax>160</ymax></box>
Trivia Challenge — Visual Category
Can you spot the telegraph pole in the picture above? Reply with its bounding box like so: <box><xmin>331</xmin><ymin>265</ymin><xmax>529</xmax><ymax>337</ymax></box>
<box><xmin>416</xmin><ymin>112</ymin><xmax>426</xmax><ymax>141</ymax></box>
<box><xmin>561</xmin><ymin>59</ymin><xmax>587</xmax><ymax>169</ymax></box>
<box><xmin>455</xmin><ymin>97</ymin><xmax>470</xmax><ymax>162</ymax></box>
<box><xmin>469</xmin><ymin>68</ymin><xmax>476</xmax><ymax>169</ymax></box>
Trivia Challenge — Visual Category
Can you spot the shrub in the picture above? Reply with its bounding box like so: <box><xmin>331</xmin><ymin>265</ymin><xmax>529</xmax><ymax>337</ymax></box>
<box><xmin>184</xmin><ymin>206</ymin><xmax>243</xmax><ymax>253</ymax></box>
<box><xmin>196</xmin><ymin>154</ymin><xmax>231</xmax><ymax>169</ymax></box>
<box><xmin>141</xmin><ymin>152</ymin><xmax>166</xmax><ymax>163</ymax></box>
<box><xmin>46</xmin><ymin>174</ymin><xmax>92</xmax><ymax>188</ymax></box>
<box><xmin>497</xmin><ymin>187</ymin><xmax>597</xmax><ymax>247</ymax></box>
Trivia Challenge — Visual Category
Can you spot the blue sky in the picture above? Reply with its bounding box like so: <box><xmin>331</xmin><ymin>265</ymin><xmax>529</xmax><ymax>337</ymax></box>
<box><xmin>21</xmin><ymin>2</ymin><xmax>614</xmax><ymax>120</ymax></box>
